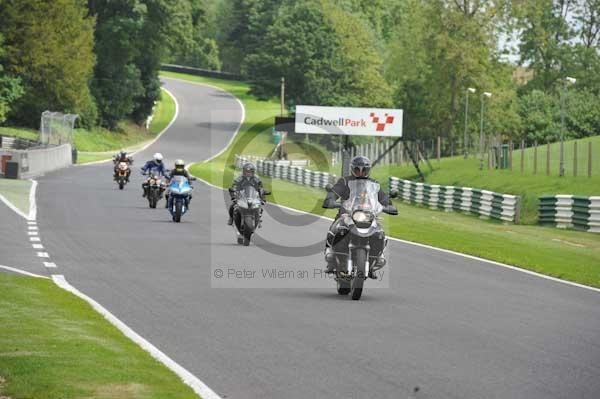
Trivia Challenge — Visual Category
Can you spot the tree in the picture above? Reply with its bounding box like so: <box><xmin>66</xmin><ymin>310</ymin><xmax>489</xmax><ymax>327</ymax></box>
<box><xmin>0</xmin><ymin>33</ymin><xmax>23</xmax><ymax>124</ymax></box>
<box><xmin>0</xmin><ymin>0</ymin><xmax>97</xmax><ymax>127</ymax></box>
<box><xmin>244</xmin><ymin>0</ymin><xmax>391</xmax><ymax>107</ymax></box>
<box><xmin>515</xmin><ymin>0</ymin><xmax>575</xmax><ymax>92</ymax></box>
<box><xmin>88</xmin><ymin>0</ymin><xmax>146</xmax><ymax>129</ymax></box>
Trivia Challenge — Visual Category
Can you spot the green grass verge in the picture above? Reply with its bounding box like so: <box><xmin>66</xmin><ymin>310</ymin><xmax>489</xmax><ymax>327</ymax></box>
<box><xmin>0</xmin><ymin>88</ymin><xmax>177</xmax><ymax>165</ymax></box>
<box><xmin>374</xmin><ymin>136</ymin><xmax>600</xmax><ymax>224</ymax></box>
<box><xmin>178</xmin><ymin>71</ymin><xmax>600</xmax><ymax>288</ymax></box>
<box><xmin>0</xmin><ymin>178</ymin><xmax>31</xmax><ymax>215</ymax></box>
<box><xmin>0</xmin><ymin>273</ymin><xmax>198</xmax><ymax>399</ymax></box>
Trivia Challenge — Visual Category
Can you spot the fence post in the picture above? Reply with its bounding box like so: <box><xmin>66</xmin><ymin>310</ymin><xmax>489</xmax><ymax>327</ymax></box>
<box><xmin>589</xmin><ymin>142</ymin><xmax>592</xmax><ymax>177</ymax></box>
<box><xmin>573</xmin><ymin>141</ymin><xmax>578</xmax><ymax>177</ymax></box>
<box><xmin>437</xmin><ymin>136</ymin><xmax>441</xmax><ymax>162</ymax></box>
<box><xmin>546</xmin><ymin>142</ymin><xmax>550</xmax><ymax>176</ymax></box>
<box><xmin>520</xmin><ymin>140</ymin><xmax>525</xmax><ymax>173</ymax></box>
<box><xmin>509</xmin><ymin>141</ymin><xmax>513</xmax><ymax>170</ymax></box>
<box><xmin>533</xmin><ymin>140</ymin><xmax>538</xmax><ymax>174</ymax></box>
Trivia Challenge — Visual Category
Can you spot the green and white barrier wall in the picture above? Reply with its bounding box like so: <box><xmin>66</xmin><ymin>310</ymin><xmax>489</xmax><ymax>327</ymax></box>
<box><xmin>235</xmin><ymin>155</ymin><xmax>336</xmax><ymax>189</ymax></box>
<box><xmin>389</xmin><ymin>177</ymin><xmax>521</xmax><ymax>223</ymax></box>
<box><xmin>539</xmin><ymin>195</ymin><xmax>600</xmax><ymax>233</ymax></box>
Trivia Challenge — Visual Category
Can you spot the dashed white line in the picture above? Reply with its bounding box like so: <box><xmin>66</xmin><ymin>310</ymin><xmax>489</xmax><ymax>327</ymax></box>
<box><xmin>36</xmin><ymin>252</ymin><xmax>49</xmax><ymax>258</ymax></box>
<box><xmin>28</xmin><ymin>231</ymin><xmax>38</xmax><ymax>236</ymax></box>
<box><xmin>30</xmin><ymin>237</ymin><xmax>41</xmax><ymax>242</ymax></box>
<box><xmin>32</xmin><ymin>244</ymin><xmax>44</xmax><ymax>249</ymax></box>
<box><xmin>28</xmin><ymin>226</ymin><xmax>38</xmax><ymax>230</ymax></box>
<box><xmin>27</xmin><ymin>221</ymin><xmax>37</xmax><ymax>225</ymax></box>
<box><xmin>43</xmin><ymin>262</ymin><xmax>56</xmax><ymax>268</ymax></box>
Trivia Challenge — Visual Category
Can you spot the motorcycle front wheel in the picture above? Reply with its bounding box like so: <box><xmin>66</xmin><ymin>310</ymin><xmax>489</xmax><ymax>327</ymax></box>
<box><xmin>350</xmin><ymin>248</ymin><xmax>367</xmax><ymax>300</ymax></box>
<box><xmin>174</xmin><ymin>201</ymin><xmax>182</xmax><ymax>222</ymax></box>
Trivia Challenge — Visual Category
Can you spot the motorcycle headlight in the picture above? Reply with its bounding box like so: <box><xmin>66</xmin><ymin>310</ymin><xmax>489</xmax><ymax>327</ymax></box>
<box><xmin>352</xmin><ymin>211</ymin><xmax>374</xmax><ymax>226</ymax></box>
<box><xmin>149</xmin><ymin>179</ymin><xmax>155</xmax><ymax>185</ymax></box>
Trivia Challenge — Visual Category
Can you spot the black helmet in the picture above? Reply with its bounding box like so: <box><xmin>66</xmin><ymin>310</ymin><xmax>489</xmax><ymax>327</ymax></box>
<box><xmin>119</xmin><ymin>150</ymin><xmax>127</xmax><ymax>158</ymax></box>
<box><xmin>350</xmin><ymin>156</ymin><xmax>371</xmax><ymax>178</ymax></box>
<box><xmin>242</xmin><ymin>162</ymin><xmax>256</xmax><ymax>177</ymax></box>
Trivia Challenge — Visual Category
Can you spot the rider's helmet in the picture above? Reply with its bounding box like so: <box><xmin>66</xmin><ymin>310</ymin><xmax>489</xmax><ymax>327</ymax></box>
<box><xmin>350</xmin><ymin>156</ymin><xmax>371</xmax><ymax>178</ymax></box>
<box><xmin>119</xmin><ymin>150</ymin><xmax>127</xmax><ymax>159</ymax></box>
<box><xmin>153</xmin><ymin>153</ymin><xmax>163</xmax><ymax>164</ymax></box>
<box><xmin>242</xmin><ymin>162</ymin><xmax>256</xmax><ymax>177</ymax></box>
<box><xmin>174</xmin><ymin>159</ymin><xmax>185</xmax><ymax>171</ymax></box>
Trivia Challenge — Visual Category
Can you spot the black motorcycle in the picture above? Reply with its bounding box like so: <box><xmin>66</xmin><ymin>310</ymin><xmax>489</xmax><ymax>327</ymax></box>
<box><xmin>323</xmin><ymin>181</ymin><xmax>398</xmax><ymax>300</ymax></box>
<box><xmin>231</xmin><ymin>185</ymin><xmax>270</xmax><ymax>246</ymax></box>
<box><xmin>144</xmin><ymin>172</ymin><xmax>166</xmax><ymax>208</ymax></box>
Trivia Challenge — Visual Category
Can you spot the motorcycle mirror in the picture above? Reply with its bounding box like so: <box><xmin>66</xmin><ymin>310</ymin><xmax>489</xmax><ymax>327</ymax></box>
<box><xmin>389</xmin><ymin>189</ymin><xmax>399</xmax><ymax>199</ymax></box>
<box><xmin>325</xmin><ymin>184</ymin><xmax>333</xmax><ymax>192</ymax></box>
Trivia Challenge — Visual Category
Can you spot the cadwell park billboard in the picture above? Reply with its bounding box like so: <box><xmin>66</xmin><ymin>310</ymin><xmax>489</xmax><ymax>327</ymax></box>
<box><xmin>295</xmin><ymin>105</ymin><xmax>403</xmax><ymax>137</ymax></box>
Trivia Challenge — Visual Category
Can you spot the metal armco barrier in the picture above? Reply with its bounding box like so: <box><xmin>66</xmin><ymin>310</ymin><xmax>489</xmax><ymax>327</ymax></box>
<box><xmin>389</xmin><ymin>177</ymin><xmax>521</xmax><ymax>223</ymax></box>
<box><xmin>539</xmin><ymin>195</ymin><xmax>600</xmax><ymax>233</ymax></box>
<box><xmin>235</xmin><ymin>155</ymin><xmax>336</xmax><ymax>189</ymax></box>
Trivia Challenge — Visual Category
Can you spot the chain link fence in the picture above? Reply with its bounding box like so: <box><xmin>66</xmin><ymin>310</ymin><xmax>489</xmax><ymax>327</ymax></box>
<box><xmin>39</xmin><ymin>111</ymin><xmax>78</xmax><ymax>146</ymax></box>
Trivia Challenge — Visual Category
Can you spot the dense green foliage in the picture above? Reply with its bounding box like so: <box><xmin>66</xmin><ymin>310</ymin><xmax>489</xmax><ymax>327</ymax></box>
<box><xmin>0</xmin><ymin>0</ymin><xmax>599</xmax><ymax>144</ymax></box>
<box><xmin>0</xmin><ymin>0</ymin><xmax>97</xmax><ymax>126</ymax></box>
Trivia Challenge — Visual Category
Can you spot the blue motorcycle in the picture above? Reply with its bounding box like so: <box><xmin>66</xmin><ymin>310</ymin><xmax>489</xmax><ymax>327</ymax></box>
<box><xmin>167</xmin><ymin>175</ymin><xmax>195</xmax><ymax>222</ymax></box>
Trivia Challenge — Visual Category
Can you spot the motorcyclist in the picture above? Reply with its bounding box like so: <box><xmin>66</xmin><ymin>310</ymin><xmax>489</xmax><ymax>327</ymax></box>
<box><xmin>113</xmin><ymin>150</ymin><xmax>133</xmax><ymax>181</ymax></box>
<box><xmin>227</xmin><ymin>162</ymin><xmax>265</xmax><ymax>225</ymax></box>
<box><xmin>165</xmin><ymin>159</ymin><xmax>193</xmax><ymax>208</ymax></box>
<box><xmin>141</xmin><ymin>153</ymin><xmax>167</xmax><ymax>197</ymax></box>
<box><xmin>322</xmin><ymin>156</ymin><xmax>390</xmax><ymax>274</ymax></box>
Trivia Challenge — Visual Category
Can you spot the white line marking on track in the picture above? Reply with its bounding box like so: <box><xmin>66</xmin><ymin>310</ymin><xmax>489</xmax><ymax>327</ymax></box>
<box><xmin>32</xmin><ymin>244</ymin><xmax>44</xmax><ymax>249</ymax></box>
<box><xmin>28</xmin><ymin>226</ymin><xmax>38</xmax><ymax>230</ymax></box>
<box><xmin>36</xmin><ymin>252</ymin><xmax>49</xmax><ymax>258</ymax></box>
<box><xmin>0</xmin><ymin>264</ymin><xmax>48</xmax><ymax>278</ymax></box>
<box><xmin>51</xmin><ymin>275</ymin><xmax>222</xmax><ymax>399</ymax></box>
<box><xmin>43</xmin><ymin>262</ymin><xmax>56</xmax><ymax>268</ymax></box>
<box><xmin>30</xmin><ymin>237</ymin><xmax>40</xmax><ymax>242</ymax></box>
<box><xmin>28</xmin><ymin>231</ymin><xmax>38</xmax><ymax>236</ymax></box>
<box><xmin>191</xmin><ymin>174</ymin><xmax>600</xmax><ymax>294</ymax></box>
<box><xmin>27</xmin><ymin>221</ymin><xmax>37</xmax><ymax>225</ymax></box>
<box><xmin>0</xmin><ymin>193</ymin><xmax>29</xmax><ymax>220</ymax></box>
<box><xmin>28</xmin><ymin>179</ymin><xmax>37</xmax><ymax>220</ymax></box>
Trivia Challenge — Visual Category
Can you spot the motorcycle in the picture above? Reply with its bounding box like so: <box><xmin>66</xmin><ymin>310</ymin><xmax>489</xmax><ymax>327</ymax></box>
<box><xmin>144</xmin><ymin>172</ymin><xmax>166</xmax><ymax>208</ymax></box>
<box><xmin>167</xmin><ymin>175</ymin><xmax>196</xmax><ymax>222</ymax></box>
<box><xmin>115</xmin><ymin>161</ymin><xmax>130</xmax><ymax>190</ymax></box>
<box><xmin>231</xmin><ymin>186</ymin><xmax>270</xmax><ymax>246</ymax></box>
<box><xmin>323</xmin><ymin>181</ymin><xmax>398</xmax><ymax>300</ymax></box>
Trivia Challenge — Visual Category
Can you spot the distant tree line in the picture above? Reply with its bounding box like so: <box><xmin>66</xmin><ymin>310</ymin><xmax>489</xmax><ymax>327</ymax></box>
<box><xmin>0</xmin><ymin>0</ymin><xmax>219</xmax><ymax>130</ymax></box>
<box><xmin>1</xmin><ymin>0</ymin><xmax>600</xmax><ymax>146</ymax></box>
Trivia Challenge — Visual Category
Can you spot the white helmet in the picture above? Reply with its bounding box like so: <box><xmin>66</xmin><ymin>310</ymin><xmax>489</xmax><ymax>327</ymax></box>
<box><xmin>153</xmin><ymin>153</ymin><xmax>163</xmax><ymax>163</ymax></box>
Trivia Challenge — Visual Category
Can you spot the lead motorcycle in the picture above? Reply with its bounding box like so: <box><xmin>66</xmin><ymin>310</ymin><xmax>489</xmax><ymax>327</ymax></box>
<box><xmin>231</xmin><ymin>185</ymin><xmax>270</xmax><ymax>246</ymax></box>
<box><xmin>166</xmin><ymin>175</ymin><xmax>196</xmax><ymax>222</ymax></box>
<box><xmin>323</xmin><ymin>180</ymin><xmax>398</xmax><ymax>300</ymax></box>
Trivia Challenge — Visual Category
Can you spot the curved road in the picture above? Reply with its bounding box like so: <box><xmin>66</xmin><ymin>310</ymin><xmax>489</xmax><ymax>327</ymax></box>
<box><xmin>3</xmin><ymin>77</ymin><xmax>600</xmax><ymax>398</ymax></box>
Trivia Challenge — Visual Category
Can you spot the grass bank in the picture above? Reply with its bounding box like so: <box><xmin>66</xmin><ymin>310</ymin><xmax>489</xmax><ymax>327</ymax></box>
<box><xmin>0</xmin><ymin>88</ymin><xmax>177</xmax><ymax>165</ymax></box>
<box><xmin>166</xmin><ymin>71</ymin><xmax>600</xmax><ymax>288</ymax></box>
<box><xmin>374</xmin><ymin>136</ymin><xmax>600</xmax><ymax>224</ymax></box>
<box><xmin>0</xmin><ymin>273</ymin><xmax>198</xmax><ymax>399</ymax></box>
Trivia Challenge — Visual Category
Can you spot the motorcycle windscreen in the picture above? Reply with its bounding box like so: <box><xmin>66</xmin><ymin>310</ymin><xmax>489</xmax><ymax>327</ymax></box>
<box><xmin>342</xmin><ymin>179</ymin><xmax>383</xmax><ymax>215</ymax></box>
<box><xmin>238</xmin><ymin>185</ymin><xmax>260</xmax><ymax>202</ymax></box>
<box><xmin>169</xmin><ymin>175</ymin><xmax>191</xmax><ymax>194</ymax></box>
